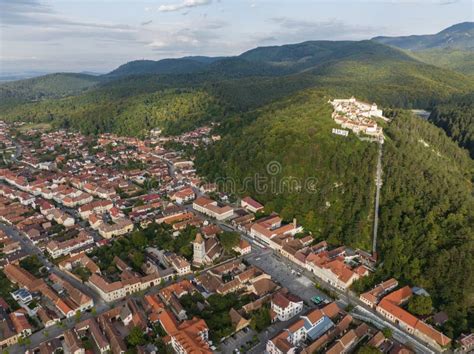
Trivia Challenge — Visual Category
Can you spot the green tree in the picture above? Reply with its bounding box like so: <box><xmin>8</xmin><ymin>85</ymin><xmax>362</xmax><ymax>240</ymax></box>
<box><xmin>358</xmin><ymin>345</ymin><xmax>381</xmax><ymax>354</ymax></box>
<box><xmin>218</xmin><ymin>232</ymin><xmax>240</xmax><ymax>253</ymax></box>
<box><xmin>382</xmin><ymin>327</ymin><xmax>393</xmax><ymax>339</ymax></box>
<box><xmin>250</xmin><ymin>307</ymin><xmax>271</xmax><ymax>332</ymax></box>
<box><xmin>126</xmin><ymin>326</ymin><xmax>147</xmax><ymax>347</ymax></box>
<box><xmin>131</xmin><ymin>231</ymin><xmax>147</xmax><ymax>249</ymax></box>
<box><xmin>408</xmin><ymin>295</ymin><xmax>433</xmax><ymax>316</ymax></box>
<box><xmin>131</xmin><ymin>251</ymin><xmax>145</xmax><ymax>270</ymax></box>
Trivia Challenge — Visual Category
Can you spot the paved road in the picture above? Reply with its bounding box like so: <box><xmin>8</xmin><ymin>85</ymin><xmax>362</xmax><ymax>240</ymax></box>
<box><xmin>220</xmin><ymin>327</ymin><xmax>256</xmax><ymax>354</ymax></box>
<box><xmin>245</xmin><ymin>306</ymin><xmax>323</xmax><ymax>354</ymax></box>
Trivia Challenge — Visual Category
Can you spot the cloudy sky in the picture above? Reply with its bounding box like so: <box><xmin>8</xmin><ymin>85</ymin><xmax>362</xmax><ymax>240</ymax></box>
<box><xmin>0</xmin><ymin>0</ymin><xmax>472</xmax><ymax>75</ymax></box>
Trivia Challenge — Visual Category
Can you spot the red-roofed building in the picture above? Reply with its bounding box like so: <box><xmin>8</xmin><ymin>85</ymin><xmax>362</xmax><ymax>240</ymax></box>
<box><xmin>306</xmin><ymin>254</ymin><xmax>366</xmax><ymax>290</ymax></box>
<box><xmin>170</xmin><ymin>187</ymin><xmax>196</xmax><ymax>205</ymax></box>
<box><xmin>159</xmin><ymin>310</ymin><xmax>212</xmax><ymax>354</ymax></box>
<box><xmin>193</xmin><ymin>196</ymin><xmax>234</xmax><ymax>220</ymax></box>
<box><xmin>376</xmin><ymin>287</ymin><xmax>451</xmax><ymax>350</ymax></box>
<box><xmin>241</xmin><ymin>197</ymin><xmax>264</xmax><ymax>213</ymax></box>
<box><xmin>360</xmin><ymin>278</ymin><xmax>398</xmax><ymax>308</ymax></box>
<box><xmin>233</xmin><ymin>239</ymin><xmax>251</xmax><ymax>255</ymax></box>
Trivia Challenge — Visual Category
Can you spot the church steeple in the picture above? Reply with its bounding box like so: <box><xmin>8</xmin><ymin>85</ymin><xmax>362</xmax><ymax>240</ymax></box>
<box><xmin>193</xmin><ymin>233</ymin><xmax>205</xmax><ymax>265</ymax></box>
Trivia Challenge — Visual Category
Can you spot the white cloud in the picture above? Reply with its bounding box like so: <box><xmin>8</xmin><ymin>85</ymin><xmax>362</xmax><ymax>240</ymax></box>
<box><xmin>158</xmin><ymin>0</ymin><xmax>212</xmax><ymax>12</ymax></box>
<box><xmin>263</xmin><ymin>17</ymin><xmax>386</xmax><ymax>42</ymax></box>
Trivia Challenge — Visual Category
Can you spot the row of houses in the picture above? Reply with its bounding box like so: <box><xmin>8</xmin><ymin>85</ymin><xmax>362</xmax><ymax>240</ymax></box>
<box><xmin>247</xmin><ymin>214</ymin><xmax>370</xmax><ymax>290</ymax></box>
<box><xmin>46</xmin><ymin>230</ymin><xmax>94</xmax><ymax>259</ymax></box>
<box><xmin>361</xmin><ymin>279</ymin><xmax>451</xmax><ymax>351</ymax></box>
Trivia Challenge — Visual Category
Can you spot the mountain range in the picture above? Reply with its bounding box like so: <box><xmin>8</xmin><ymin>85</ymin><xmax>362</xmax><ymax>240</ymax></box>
<box><xmin>372</xmin><ymin>22</ymin><xmax>474</xmax><ymax>51</ymax></box>
<box><xmin>373</xmin><ymin>22</ymin><xmax>474</xmax><ymax>76</ymax></box>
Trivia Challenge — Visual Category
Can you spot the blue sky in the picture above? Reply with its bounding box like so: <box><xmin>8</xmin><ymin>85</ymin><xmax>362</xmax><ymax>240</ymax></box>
<box><xmin>0</xmin><ymin>0</ymin><xmax>472</xmax><ymax>74</ymax></box>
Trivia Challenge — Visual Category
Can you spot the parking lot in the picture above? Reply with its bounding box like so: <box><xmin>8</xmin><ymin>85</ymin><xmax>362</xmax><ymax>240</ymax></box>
<box><xmin>245</xmin><ymin>250</ymin><xmax>330</xmax><ymax>307</ymax></box>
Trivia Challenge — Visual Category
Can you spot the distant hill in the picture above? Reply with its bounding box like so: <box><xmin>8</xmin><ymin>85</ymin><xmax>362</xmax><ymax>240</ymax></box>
<box><xmin>239</xmin><ymin>40</ymin><xmax>413</xmax><ymax>70</ymax></box>
<box><xmin>372</xmin><ymin>23</ymin><xmax>474</xmax><ymax>76</ymax></box>
<box><xmin>3</xmin><ymin>38</ymin><xmax>470</xmax><ymax>110</ymax></box>
<box><xmin>105</xmin><ymin>58</ymin><xmax>215</xmax><ymax>78</ymax></box>
<box><xmin>372</xmin><ymin>22</ymin><xmax>474</xmax><ymax>51</ymax></box>
<box><xmin>0</xmin><ymin>73</ymin><xmax>100</xmax><ymax>107</ymax></box>
<box><xmin>106</xmin><ymin>40</ymin><xmax>416</xmax><ymax>80</ymax></box>
<box><xmin>408</xmin><ymin>49</ymin><xmax>474</xmax><ymax>76</ymax></box>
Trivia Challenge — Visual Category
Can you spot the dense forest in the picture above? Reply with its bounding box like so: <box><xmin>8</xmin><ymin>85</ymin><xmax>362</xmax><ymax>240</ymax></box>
<box><xmin>0</xmin><ymin>88</ymin><xmax>224</xmax><ymax>137</ymax></box>
<box><xmin>1</xmin><ymin>53</ymin><xmax>472</xmax><ymax>137</ymax></box>
<box><xmin>409</xmin><ymin>49</ymin><xmax>474</xmax><ymax>76</ymax></box>
<box><xmin>377</xmin><ymin>111</ymin><xmax>473</xmax><ymax>338</ymax></box>
<box><xmin>372</xmin><ymin>22</ymin><xmax>474</xmax><ymax>76</ymax></box>
<box><xmin>372</xmin><ymin>22</ymin><xmax>474</xmax><ymax>51</ymax></box>
<box><xmin>429</xmin><ymin>93</ymin><xmax>474</xmax><ymax>158</ymax></box>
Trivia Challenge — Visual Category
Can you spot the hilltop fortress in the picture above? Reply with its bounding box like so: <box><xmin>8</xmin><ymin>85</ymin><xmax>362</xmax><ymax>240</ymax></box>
<box><xmin>329</xmin><ymin>97</ymin><xmax>387</xmax><ymax>143</ymax></box>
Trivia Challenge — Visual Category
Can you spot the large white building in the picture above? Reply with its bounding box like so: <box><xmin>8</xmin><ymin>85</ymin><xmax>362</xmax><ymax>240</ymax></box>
<box><xmin>271</xmin><ymin>291</ymin><xmax>304</xmax><ymax>322</ymax></box>
<box><xmin>88</xmin><ymin>272</ymin><xmax>162</xmax><ymax>302</ymax></box>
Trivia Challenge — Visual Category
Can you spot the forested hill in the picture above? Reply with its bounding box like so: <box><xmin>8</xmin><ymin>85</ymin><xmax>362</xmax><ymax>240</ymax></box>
<box><xmin>197</xmin><ymin>91</ymin><xmax>378</xmax><ymax>249</ymax></box>
<box><xmin>372</xmin><ymin>22</ymin><xmax>474</xmax><ymax>76</ymax></box>
<box><xmin>105</xmin><ymin>58</ymin><xmax>211</xmax><ymax>77</ymax></box>
<box><xmin>196</xmin><ymin>89</ymin><xmax>474</xmax><ymax>338</ymax></box>
<box><xmin>429</xmin><ymin>93</ymin><xmax>474</xmax><ymax>158</ymax></box>
<box><xmin>2</xmin><ymin>38</ymin><xmax>473</xmax><ymax>115</ymax></box>
<box><xmin>107</xmin><ymin>40</ymin><xmax>416</xmax><ymax>78</ymax></box>
<box><xmin>2</xmin><ymin>24</ymin><xmax>473</xmax><ymax>108</ymax></box>
<box><xmin>372</xmin><ymin>22</ymin><xmax>474</xmax><ymax>51</ymax></box>
<box><xmin>377</xmin><ymin>110</ymin><xmax>473</xmax><ymax>338</ymax></box>
<box><xmin>0</xmin><ymin>73</ymin><xmax>100</xmax><ymax>107</ymax></box>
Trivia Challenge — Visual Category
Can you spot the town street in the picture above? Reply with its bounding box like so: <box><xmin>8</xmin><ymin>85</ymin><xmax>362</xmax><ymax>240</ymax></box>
<box><xmin>243</xmin><ymin>236</ymin><xmax>440</xmax><ymax>354</ymax></box>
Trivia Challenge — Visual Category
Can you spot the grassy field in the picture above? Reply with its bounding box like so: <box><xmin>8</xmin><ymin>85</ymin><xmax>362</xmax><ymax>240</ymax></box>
<box><xmin>17</xmin><ymin>122</ymin><xmax>53</xmax><ymax>132</ymax></box>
